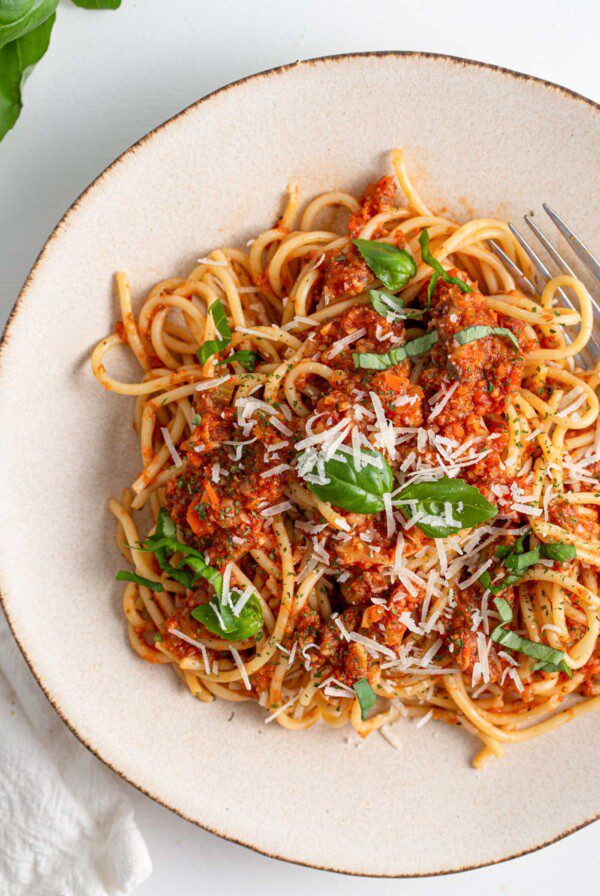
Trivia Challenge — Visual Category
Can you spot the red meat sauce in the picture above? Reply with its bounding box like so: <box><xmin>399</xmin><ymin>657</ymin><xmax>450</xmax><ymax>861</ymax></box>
<box><xmin>155</xmin><ymin>182</ymin><xmax>565</xmax><ymax>693</ymax></box>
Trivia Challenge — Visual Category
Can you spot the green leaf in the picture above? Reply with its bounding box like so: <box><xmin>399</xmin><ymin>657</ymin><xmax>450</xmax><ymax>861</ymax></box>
<box><xmin>353</xmin><ymin>239</ymin><xmax>417</xmax><ymax>291</ymax></box>
<box><xmin>353</xmin><ymin>677</ymin><xmax>376</xmax><ymax>720</ymax></box>
<box><xmin>353</xmin><ymin>330</ymin><xmax>438</xmax><ymax>370</ymax></box>
<box><xmin>426</xmin><ymin>270</ymin><xmax>439</xmax><ymax>309</ymax></box>
<box><xmin>369</xmin><ymin>289</ymin><xmax>424</xmax><ymax>320</ymax></box>
<box><xmin>418</xmin><ymin>229</ymin><xmax>472</xmax><ymax>294</ymax></box>
<box><xmin>491</xmin><ymin>625</ymin><xmax>572</xmax><ymax>675</ymax></box>
<box><xmin>217</xmin><ymin>349</ymin><xmax>257</xmax><ymax>371</ymax></box>
<box><xmin>70</xmin><ymin>0</ymin><xmax>121</xmax><ymax>7</ymax></box>
<box><xmin>197</xmin><ymin>300</ymin><xmax>232</xmax><ymax>364</ymax></box>
<box><xmin>455</xmin><ymin>325</ymin><xmax>520</xmax><ymax>352</ymax></box>
<box><xmin>540</xmin><ymin>541</ymin><xmax>577</xmax><ymax>562</ymax></box>
<box><xmin>394</xmin><ymin>476</ymin><xmax>497</xmax><ymax>538</ymax></box>
<box><xmin>0</xmin><ymin>0</ymin><xmax>57</xmax><ymax>50</ymax></box>
<box><xmin>0</xmin><ymin>12</ymin><xmax>55</xmax><ymax>141</ymax></box>
<box><xmin>494</xmin><ymin>597</ymin><xmax>513</xmax><ymax>624</ymax></box>
<box><xmin>299</xmin><ymin>447</ymin><xmax>393</xmax><ymax>514</ymax></box>
<box><xmin>191</xmin><ymin>595</ymin><xmax>263</xmax><ymax>641</ymax></box>
<box><xmin>116</xmin><ymin>570</ymin><xmax>164</xmax><ymax>592</ymax></box>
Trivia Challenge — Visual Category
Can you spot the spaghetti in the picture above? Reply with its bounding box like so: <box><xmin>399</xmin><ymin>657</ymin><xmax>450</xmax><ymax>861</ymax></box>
<box><xmin>92</xmin><ymin>150</ymin><xmax>600</xmax><ymax>765</ymax></box>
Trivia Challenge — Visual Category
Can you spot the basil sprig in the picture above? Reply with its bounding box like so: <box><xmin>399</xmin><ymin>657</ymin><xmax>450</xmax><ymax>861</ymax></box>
<box><xmin>455</xmin><ymin>325</ymin><xmax>520</xmax><ymax>352</ymax></box>
<box><xmin>197</xmin><ymin>300</ymin><xmax>232</xmax><ymax>365</ymax></box>
<box><xmin>491</xmin><ymin>598</ymin><xmax>572</xmax><ymax>677</ymax></box>
<box><xmin>480</xmin><ymin>535</ymin><xmax>576</xmax><ymax>594</ymax></box>
<box><xmin>370</xmin><ymin>289</ymin><xmax>424</xmax><ymax>320</ymax></box>
<box><xmin>418</xmin><ymin>229</ymin><xmax>472</xmax><ymax>294</ymax></box>
<box><xmin>300</xmin><ymin>448</ymin><xmax>393</xmax><ymax>514</ymax></box>
<box><xmin>132</xmin><ymin>508</ymin><xmax>263</xmax><ymax>642</ymax></box>
<box><xmin>353</xmin><ymin>239</ymin><xmax>417</xmax><ymax>291</ymax></box>
<box><xmin>217</xmin><ymin>349</ymin><xmax>257</xmax><ymax>371</ymax></box>
<box><xmin>116</xmin><ymin>570</ymin><xmax>164</xmax><ymax>593</ymax></box>
<box><xmin>0</xmin><ymin>1</ymin><xmax>120</xmax><ymax>143</ymax></box>
<box><xmin>394</xmin><ymin>477</ymin><xmax>497</xmax><ymax>537</ymax></box>
<box><xmin>353</xmin><ymin>330</ymin><xmax>438</xmax><ymax>371</ymax></box>
<box><xmin>191</xmin><ymin>599</ymin><xmax>263</xmax><ymax>641</ymax></box>
<box><xmin>353</xmin><ymin>677</ymin><xmax>376</xmax><ymax>720</ymax></box>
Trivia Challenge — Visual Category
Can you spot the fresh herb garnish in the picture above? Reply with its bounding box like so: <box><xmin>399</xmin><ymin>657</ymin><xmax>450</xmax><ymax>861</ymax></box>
<box><xmin>191</xmin><ymin>599</ymin><xmax>263</xmax><ymax>641</ymax></box>
<box><xmin>217</xmin><ymin>349</ymin><xmax>257</xmax><ymax>371</ymax></box>
<box><xmin>353</xmin><ymin>239</ymin><xmax>417</xmax><ymax>291</ymax></box>
<box><xmin>491</xmin><ymin>597</ymin><xmax>572</xmax><ymax>677</ymax></box>
<box><xmin>299</xmin><ymin>448</ymin><xmax>393</xmax><ymax>514</ymax></box>
<box><xmin>394</xmin><ymin>476</ymin><xmax>497</xmax><ymax>538</ymax></box>
<box><xmin>540</xmin><ymin>541</ymin><xmax>577</xmax><ymax>562</ymax></box>
<box><xmin>455</xmin><ymin>325</ymin><xmax>520</xmax><ymax>352</ymax></box>
<box><xmin>353</xmin><ymin>330</ymin><xmax>438</xmax><ymax>371</ymax></box>
<box><xmin>353</xmin><ymin>677</ymin><xmax>376</xmax><ymax>720</ymax></box>
<box><xmin>370</xmin><ymin>289</ymin><xmax>424</xmax><ymax>320</ymax></box>
<box><xmin>0</xmin><ymin>1</ymin><xmax>120</xmax><ymax>143</ymax></box>
<box><xmin>128</xmin><ymin>507</ymin><xmax>263</xmax><ymax>642</ymax></box>
<box><xmin>197</xmin><ymin>300</ymin><xmax>232</xmax><ymax>365</ymax></box>
<box><xmin>116</xmin><ymin>570</ymin><xmax>164</xmax><ymax>592</ymax></box>
<box><xmin>482</xmin><ymin>536</ymin><xmax>577</xmax><ymax>594</ymax></box>
<box><xmin>418</xmin><ymin>229</ymin><xmax>472</xmax><ymax>294</ymax></box>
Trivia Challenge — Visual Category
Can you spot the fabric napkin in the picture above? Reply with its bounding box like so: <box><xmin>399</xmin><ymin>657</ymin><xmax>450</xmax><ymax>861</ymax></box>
<box><xmin>0</xmin><ymin>613</ymin><xmax>152</xmax><ymax>896</ymax></box>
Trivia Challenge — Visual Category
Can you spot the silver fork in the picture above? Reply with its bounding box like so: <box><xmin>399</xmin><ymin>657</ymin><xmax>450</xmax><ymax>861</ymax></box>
<box><xmin>489</xmin><ymin>207</ymin><xmax>600</xmax><ymax>365</ymax></box>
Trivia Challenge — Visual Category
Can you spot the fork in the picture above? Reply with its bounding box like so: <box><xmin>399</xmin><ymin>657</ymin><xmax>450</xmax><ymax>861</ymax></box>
<box><xmin>489</xmin><ymin>207</ymin><xmax>600</xmax><ymax>366</ymax></box>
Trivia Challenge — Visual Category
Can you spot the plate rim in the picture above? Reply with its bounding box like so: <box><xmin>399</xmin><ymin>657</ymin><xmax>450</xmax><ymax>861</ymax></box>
<box><xmin>1</xmin><ymin>50</ymin><xmax>598</xmax><ymax>878</ymax></box>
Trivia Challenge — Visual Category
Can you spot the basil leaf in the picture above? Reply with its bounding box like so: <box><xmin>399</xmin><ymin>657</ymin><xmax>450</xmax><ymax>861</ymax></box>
<box><xmin>455</xmin><ymin>325</ymin><xmax>520</xmax><ymax>352</ymax></box>
<box><xmin>0</xmin><ymin>0</ymin><xmax>57</xmax><ymax>50</ymax></box>
<box><xmin>494</xmin><ymin>597</ymin><xmax>513</xmax><ymax>624</ymax></box>
<box><xmin>353</xmin><ymin>677</ymin><xmax>376</xmax><ymax>720</ymax></box>
<box><xmin>156</xmin><ymin>507</ymin><xmax>176</xmax><ymax>539</ymax></box>
<box><xmin>116</xmin><ymin>570</ymin><xmax>164</xmax><ymax>593</ymax></box>
<box><xmin>426</xmin><ymin>270</ymin><xmax>439</xmax><ymax>309</ymax></box>
<box><xmin>353</xmin><ymin>330</ymin><xmax>438</xmax><ymax>371</ymax></box>
<box><xmin>370</xmin><ymin>289</ymin><xmax>424</xmax><ymax>320</ymax></box>
<box><xmin>540</xmin><ymin>541</ymin><xmax>577</xmax><ymax>562</ymax></box>
<box><xmin>197</xmin><ymin>300</ymin><xmax>232</xmax><ymax>364</ymax></box>
<box><xmin>394</xmin><ymin>476</ymin><xmax>497</xmax><ymax>538</ymax></box>
<box><xmin>191</xmin><ymin>595</ymin><xmax>263</xmax><ymax>641</ymax></box>
<box><xmin>418</xmin><ymin>229</ymin><xmax>472</xmax><ymax>294</ymax></box>
<box><xmin>0</xmin><ymin>11</ymin><xmax>55</xmax><ymax>141</ymax></box>
<box><xmin>353</xmin><ymin>239</ymin><xmax>417</xmax><ymax>291</ymax></box>
<box><xmin>532</xmin><ymin>658</ymin><xmax>573</xmax><ymax>678</ymax></box>
<box><xmin>71</xmin><ymin>0</ymin><xmax>121</xmax><ymax>7</ymax></box>
<box><xmin>503</xmin><ymin>549</ymin><xmax>540</xmax><ymax>575</ymax></box>
<box><xmin>178</xmin><ymin>555</ymin><xmax>224</xmax><ymax>600</ymax></box>
<box><xmin>217</xmin><ymin>350</ymin><xmax>257</xmax><ymax>371</ymax></box>
<box><xmin>299</xmin><ymin>448</ymin><xmax>393</xmax><ymax>514</ymax></box>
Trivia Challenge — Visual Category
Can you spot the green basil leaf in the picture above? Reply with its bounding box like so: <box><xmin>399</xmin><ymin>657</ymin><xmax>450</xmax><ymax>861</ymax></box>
<box><xmin>0</xmin><ymin>0</ymin><xmax>57</xmax><ymax>50</ymax></box>
<box><xmin>299</xmin><ymin>448</ymin><xmax>393</xmax><ymax>514</ymax></box>
<box><xmin>156</xmin><ymin>507</ymin><xmax>176</xmax><ymax>539</ymax></box>
<box><xmin>0</xmin><ymin>12</ymin><xmax>55</xmax><ymax>141</ymax></box>
<box><xmin>217</xmin><ymin>350</ymin><xmax>257</xmax><ymax>371</ymax></box>
<box><xmin>370</xmin><ymin>289</ymin><xmax>424</xmax><ymax>320</ymax></box>
<box><xmin>478</xmin><ymin>570</ymin><xmax>493</xmax><ymax>590</ymax></box>
<box><xmin>426</xmin><ymin>270</ymin><xmax>439</xmax><ymax>309</ymax></box>
<box><xmin>191</xmin><ymin>595</ymin><xmax>263</xmax><ymax>641</ymax></box>
<box><xmin>532</xmin><ymin>658</ymin><xmax>573</xmax><ymax>678</ymax></box>
<box><xmin>540</xmin><ymin>541</ymin><xmax>577</xmax><ymax>562</ymax></box>
<box><xmin>491</xmin><ymin>624</ymin><xmax>571</xmax><ymax>676</ymax></box>
<box><xmin>116</xmin><ymin>570</ymin><xmax>164</xmax><ymax>592</ymax></box>
<box><xmin>455</xmin><ymin>325</ymin><xmax>520</xmax><ymax>352</ymax></box>
<box><xmin>503</xmin><ymin>548</ymin><xmax>540</xmax><ymax>575</ymax></box>
<box><xmin>178</xmin><ymin>555</ymin><xmax>224</xmax><ymax>600</ymax></box>
<box><xmin>197</xmin><ymin>300</ymin><xmax>232</xmax><ymax>364</ymax></box>
<box><xmin>394</xmin><ymin>476</ymin><xmax>497</xmax><ymax>537</ymax></box>
<box><xmin>353</xmin><ymin>677</ymin><xmax>376</xmax><ymax>720</ymax></box>
<box><xmin>353</xmin><ymin>239</ymin><xmax>417</xmax><ymax>291</ymax></box>
<box><xmin>418</xmin><ymin>229</ymin><xmax>472</xmax><ymax>294</ymax></box>
<box><xmin>71</xmin><ymin>0</ymin><xmax>121</xmax><ymax>7</ymax></box>
<box><xmin>353</xmin><ymin>330</ymin><xmax>438</xmax><ymax>371</ymax></box>
<box><xmin>494</xmin><ymin>597</ymin><xmax>513</xmax><ymax>624</ymax></box>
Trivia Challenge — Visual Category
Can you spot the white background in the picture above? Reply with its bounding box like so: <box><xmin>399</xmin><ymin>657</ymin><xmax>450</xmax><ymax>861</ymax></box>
<box><xmin>1</xmin><ymin>1</ymin><xmax>599</xmax><ymax>893</ymax></box>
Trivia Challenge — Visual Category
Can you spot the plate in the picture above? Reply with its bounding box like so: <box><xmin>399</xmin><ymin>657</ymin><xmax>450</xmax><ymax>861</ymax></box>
<box><xmin>1</xmin><ymin>53</ymin><xmax>598</xmax><ymax>876</ymax></box>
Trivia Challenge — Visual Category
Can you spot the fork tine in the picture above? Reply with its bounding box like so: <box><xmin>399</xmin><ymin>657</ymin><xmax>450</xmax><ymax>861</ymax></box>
<box><xmin>523</xmin><ymin>216</ymin><xmax>577</xmax><ymax>313</ymax></box>
<box><xmin>507</xmin><ymin>223</ymin><xmax>572</xmax><ymax>306</ymax></box>
<box><xmin>488</xmin><ymin>239</ymin><xmax>537</xmax><ymax>294</ymax></box>
<box><xmin>543</xmin><ymin>204</ymin><xmax>600</xmax><ymax>284</ymax></box>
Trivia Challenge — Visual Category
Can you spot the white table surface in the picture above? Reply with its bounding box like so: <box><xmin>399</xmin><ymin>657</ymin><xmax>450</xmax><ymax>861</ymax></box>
<box><xmin>1</xmin><ymin>0</ymin><xmax>598</xmax><ymax>893</ymax></box>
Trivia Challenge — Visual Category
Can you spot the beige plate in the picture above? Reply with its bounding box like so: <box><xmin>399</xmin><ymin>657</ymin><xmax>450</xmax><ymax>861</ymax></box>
<box><xmin>1</xmin><ymin>53</ymin><xmax>599</xmax><ymax>877</ymax></box>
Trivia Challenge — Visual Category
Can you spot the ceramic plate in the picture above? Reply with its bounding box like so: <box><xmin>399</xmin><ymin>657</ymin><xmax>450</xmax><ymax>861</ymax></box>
<box><xmin>1</xmin><ymin>53</ymin><xmax>598</xmax><ymax>876</ymax></box>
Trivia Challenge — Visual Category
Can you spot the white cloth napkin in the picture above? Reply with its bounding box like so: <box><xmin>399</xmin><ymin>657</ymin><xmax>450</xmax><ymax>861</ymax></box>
<box><xmin>0</xmin><ymin>613</ymin><xmax>152</xmax><ymax>896</ymax></box>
